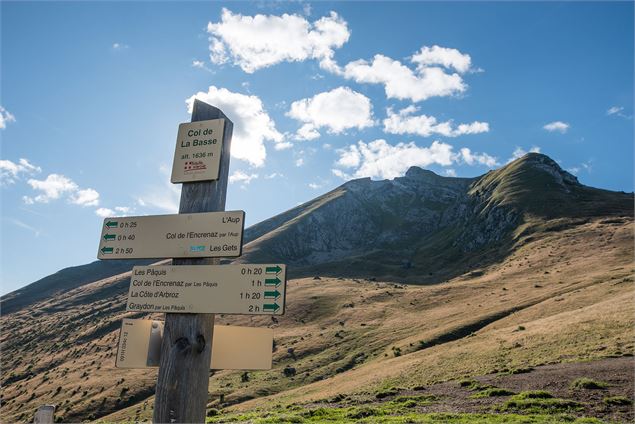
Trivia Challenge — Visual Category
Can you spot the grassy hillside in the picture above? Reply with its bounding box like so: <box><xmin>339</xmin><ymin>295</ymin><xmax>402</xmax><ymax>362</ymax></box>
<box><xmin>0</xmin><ymin>260</ymin><xmax>155</xmax><ymax>315</ymax></box>
<box><xmin>1</xmin><ymin>216</ymin><xmax>632</xmax><ymax>423</ymax></box>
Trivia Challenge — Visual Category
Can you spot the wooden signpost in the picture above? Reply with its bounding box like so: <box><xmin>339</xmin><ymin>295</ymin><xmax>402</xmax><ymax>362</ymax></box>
<box><xmin>98</xmin><ymin>100</ymin><xmax>287</xmax><ymax>423</ymax></box>
<box><xmin>153</xmin><ymin>101</ymin><xmax>232</xmax><ymax>423</ymax></box>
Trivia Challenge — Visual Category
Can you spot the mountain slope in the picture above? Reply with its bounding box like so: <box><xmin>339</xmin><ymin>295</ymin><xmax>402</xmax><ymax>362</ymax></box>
<box><xmin>3</xmin><ymin>153</ymin><xmax>632</xmax><ymax>311</ymax></box>
<box><xmin>0</xmin><ymin>153</ymin><xmax>633</xmax><ymax>423</ymax></box>
<box><xmin>1</xmin><ymin>214</ymin><xmax>632</xmax><ymax>423</ymax></box>
<box><xmin>0</xmin><ymin>260</ymin><xmax>154</xmax><ymax>315</ymax></box>
<box><xmin>239</xmin><ymin>153</ymin><xmax>633</xmax><ymax>281</ymax></box>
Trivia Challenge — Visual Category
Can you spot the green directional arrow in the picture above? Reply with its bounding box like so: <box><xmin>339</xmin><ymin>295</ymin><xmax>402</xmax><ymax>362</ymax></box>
<box><xmin>264</xmin><ymin>277</ymin><xmax>281</xmax><ymax>287</ymax></box>
<box><xmin>103</xmin><ymin>234</ymin><xmax>116</xmax><ymax>241</ymax></box>
<box><xmin>265</xmin><ymin>265</ymin><xmax>282</xmax><ymax>275</ymax></box>
<box><xmin>263</xmin><ymin>303</ymin><xmax>280</xmax><ymax>312</ymax></box>
<box><xmin>264</xmin><ymin>290</ymin><xmax>281</xmax><ymax>299</ymax></box>
<box><xmin>105</xmin><ymin>221</ymin><xmax>118</xmax><ymax>229</ymax></box>
<box><xmin>100</xmin><ymin>247</ymin><xmax>113</xmax><ymax>254</ymax></box>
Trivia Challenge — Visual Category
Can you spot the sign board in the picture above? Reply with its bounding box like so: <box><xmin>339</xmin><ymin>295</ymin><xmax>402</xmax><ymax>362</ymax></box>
<box><xmin>33</xmin><ymin>405</ymin><xmax>56</xmax><ymax>424</ymax></box>
<box><xmin>116</xmin><ymin>319</ymin><xmax>272</xmax><ymax>370</ymax></box>
<box><xmin>126</xmin><ymin>264</ymin><xmax>286</xmax><ymax>315</ymax></box>
<box><xmin>171</xmin><ymin>119</ymin><xmax>224</xmax><ymax>183</ymax></box>
<box><xmin>97</xmin><ymin>211</ymin><xmax>244</xmax><ymax>260</ymax></box>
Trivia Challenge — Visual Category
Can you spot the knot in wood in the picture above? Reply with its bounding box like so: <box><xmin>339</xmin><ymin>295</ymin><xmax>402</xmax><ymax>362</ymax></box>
<box><xmin>194</xmin><ymin>334</ymin><xmax>206</xmax><ymax>354</ymax></box>
<box><xmin>174</xmin><ymin>336</ymin><xmax>191</xmax><ymax>354</ymax></box>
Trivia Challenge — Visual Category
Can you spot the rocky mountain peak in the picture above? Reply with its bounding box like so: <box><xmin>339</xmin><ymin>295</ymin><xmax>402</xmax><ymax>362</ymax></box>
<box><xmin>515</xmin><ymin>152</ymin><xmax>579</xmax><ymax>186</ymax></box>
<box><xmin>404</xmin><ymin>166</ymin><xmax>441</xmax><ymax>179</ymax></box>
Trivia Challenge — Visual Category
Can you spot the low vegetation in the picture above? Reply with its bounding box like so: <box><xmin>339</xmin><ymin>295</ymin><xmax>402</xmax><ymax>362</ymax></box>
<box><xmin>603</xmin><ymin>396</ymin><xmax>632</xmax><ymax>406</ymax></box>
<box><xmin>470</xmin><ymin>388</ymin><xmax>515</xmax><ymax>398</ymax></box>
<box><xmin>569</xmin><ymin>378</ymin><xmax>608</xmax><ymax>390</ymax></box>
<box><xmin>206</xmin><ymin>406</ymin><xmax>604</xmax><ymax>424</ymax></box>
<box><xmin>500</xmin><ymin>391</ymin><xmax>583</xmax><ymax>414</ymax></box>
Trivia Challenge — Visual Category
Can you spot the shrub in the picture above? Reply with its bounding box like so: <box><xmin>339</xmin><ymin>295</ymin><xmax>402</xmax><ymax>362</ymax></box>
<box><xmin>501</xmin><ymin>391</ymin><xmax>582</xmax><ymax>413</ymax></box>
<box><xmin>513</xmin><ymin>390</ymin><xmax>553</xmax><ymax>400</ymax></box>
<box><xmin>458</xmin><ymin>379</ymin><xmax>493</xmax><ymax>391</ymax></box>
<box><xmin>507</xmin><ymin>367</ymin><xmax>534</xmax><ymax>374</ymax></box>
<box><xmin>471</xmin><ymin>388</ymin><xmax>515</xmax><ymax>398</ymax></box>
<box><xmin>283</xmin><ymin>366</ymin><xmax>296</xmax><ymax>377</ymax></box>
<box><xmin>346</xmin><ymin>407</ymin><xmax>379</xmax><ymax>419</ymax></box>
<box><xmin>603</xmin><ymin>396</ymin><xmax>632</xmax><ymax>406</ymax></box>
<box><xmin>570</xmin><ymin>377</ymin><xmax>608</xmax><ymax>390</ymax></box>
<box><xmin>375</xmin><ymin>387</ymin><xmax>399</xmax><ymax>399</ymax></box>
<box><xmin>392</xmin><ymin>395</ymin><xmax>437</xmax><ymax>404</ymax></box>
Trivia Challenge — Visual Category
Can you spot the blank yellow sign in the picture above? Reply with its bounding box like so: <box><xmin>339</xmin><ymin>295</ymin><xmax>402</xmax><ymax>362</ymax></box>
<box><xmin>115</xmin><ymin>319</ymin><xmax>272</xmax><ymax>370</ymax></box>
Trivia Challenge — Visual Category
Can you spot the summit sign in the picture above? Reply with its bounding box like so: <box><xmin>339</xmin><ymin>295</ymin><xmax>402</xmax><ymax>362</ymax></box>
<box><xmin>171</xmin><ymin>118</ymin><xmax>225</xmax><ymax>183</ymax></box>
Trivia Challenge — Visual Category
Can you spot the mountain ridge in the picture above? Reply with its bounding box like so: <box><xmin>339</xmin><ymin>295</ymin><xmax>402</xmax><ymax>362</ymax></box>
<box><xmin>2</xmin><ymin>153</ymin><xmax>632</xmax><ymax>313</ymax></box>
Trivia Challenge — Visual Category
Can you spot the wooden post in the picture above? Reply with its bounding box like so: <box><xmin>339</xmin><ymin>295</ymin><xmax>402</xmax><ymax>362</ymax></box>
<box><xmin>153</xmin><ymin>100</ymin><xmax>233</xmax><ymax>423</ymax></box>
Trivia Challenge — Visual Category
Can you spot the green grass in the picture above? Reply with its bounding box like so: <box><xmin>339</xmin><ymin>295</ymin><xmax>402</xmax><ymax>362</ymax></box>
<box><xmin>459</xmin><ymin>379</ymin><xmax>478</xmax><ymax>387</ymax></box>
<box><xmin>207</xmin><ymin>408</ymin><xmax>605</xmax><ymax>423</ymax></box>
<box><xmin>471</xmin><ymin>388</ymin><xmax>516</xmax><ymax>399</ymax></box>
<box><xmin>458</xmin><ymin>379</ymin><xmax>495</xmax><ymax>392</ymax></box>
<box><xmin>511</xmin><ymin>391</ymin><xmax>554</xmax><ymax>400</ymax></box>
<box><xmin>392</xmin><ymin>395</ymin><xmax>438</xmax><ymax>404</ymax></box>
<box><xmin>602</xmin><ymin>396</ymin><xmax>632</xmax><ymax>406</ymax></box>
<box><xmin>375</xmin><ymin>387</ymin><xmax>400</xmax><ymax>399</ymax></box>
<box><xmin>569</xmin><ymin>378</ymin><xmax>608</xmax><ymax>390</ymax></box>
<box><xmin>500</xmin><ymin>391</ymin><xmax>583</xmax><ymax>414</ymax></box>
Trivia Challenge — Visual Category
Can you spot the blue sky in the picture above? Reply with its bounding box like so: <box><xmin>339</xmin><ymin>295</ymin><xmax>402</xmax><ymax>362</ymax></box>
<box><xmin>1</xmin><ymin>1</ymin><xmax>633</xmax><ymax>294</ymax></box>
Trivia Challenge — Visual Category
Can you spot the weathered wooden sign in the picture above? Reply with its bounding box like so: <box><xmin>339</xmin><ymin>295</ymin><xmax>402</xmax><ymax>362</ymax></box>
<box><xmin>171</xmin><ymin>119</ymin><xmax>225</xmax><ymax>183</ymax></box>
<box><xmin>116</xmin><ymin>319</ymin><xmax>272</xmax><ymax>370</ymax></box>
<box><xmin>33</xmin><ymin>405</ymin><xmax>56</xmax><ymax>424</ymax></box>
<box><xmin>97</xmin><ymin>211</ymin><xmax>244</xmax><ymax>259</ymax></box>
<box><xmin>126</xmin><ymin>264</ymin><xmax>286</xmax><ymax>315</ymax></box>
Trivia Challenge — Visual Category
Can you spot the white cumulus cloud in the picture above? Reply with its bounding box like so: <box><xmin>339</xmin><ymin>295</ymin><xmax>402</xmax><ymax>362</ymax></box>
<box><xmin>95</xmin><ymin>207</ymin><xmax>115</xmax><ymax>218</ymax></box>
<box><xmin>207</xmin><ymin>8</ymin><xmax>350</xmax><ymax>73</ymax></box>
<box><xmin>457</xmin><ymin>147</ymin><xmax>498</xmax><ymax>167</ymax></box>
<box><xmin>334</xmin><ymin>139</ymin><xmax>455</xmax><ymax>180</ymax></box>
<box><xmin>543</xmin><ymin>121</ymin><xmax>569</xmax><ymax>133</ymax></box>
<box><xmin>23</xmin><ymin>173</ymin><xmax>100</xmax><ymax>206</ymax></box>
<box><xmin>186</xmin><ymin>86</ymin><xmax>284</xmax><ymax>167</ymax></box>
<box><xmin>333</xmin><ymin>139</ymin><xmax>498</xmax><ymax>180</ymax></box>
<box><xmin>411</xmin><ymin>45</ymin><xmax>472</xmax><ymax>74</ymax></box>
<box><xmin>338</xmin><ymin>54</ymin><xmax>467</xmax><ymax>103</ymax></box>
<box><xmin>0</xmin><ymin>158</ymin><xmax>41</xmax><ymax>185</ymax></box>
<box><xmin>70</xmin><ymin>188</ymin><xmax>100</xmax><ymax>207</ymax></box>
<box><xmin>383</xmin><ymin>106</ymin><xmax>489</xmax><ymax>137</ymax></box>
<box><xmin>288</xmin><ymin>87</ymin><xmax>374</xmax><ymax>140</ymax></box>
<box><xmin>0</xmin><ymin>106</ymin><xmax>16</xmax><ymax>129</ymax></box>
<box><xmin>96</xmin><ymin>206</ymin><xmax>134</xmax><ymax>218</ymax></box>
<box><xmin>229</xmin><ymin>170</ymin><xmax>258</xmax><ymax>184</ymax></box>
